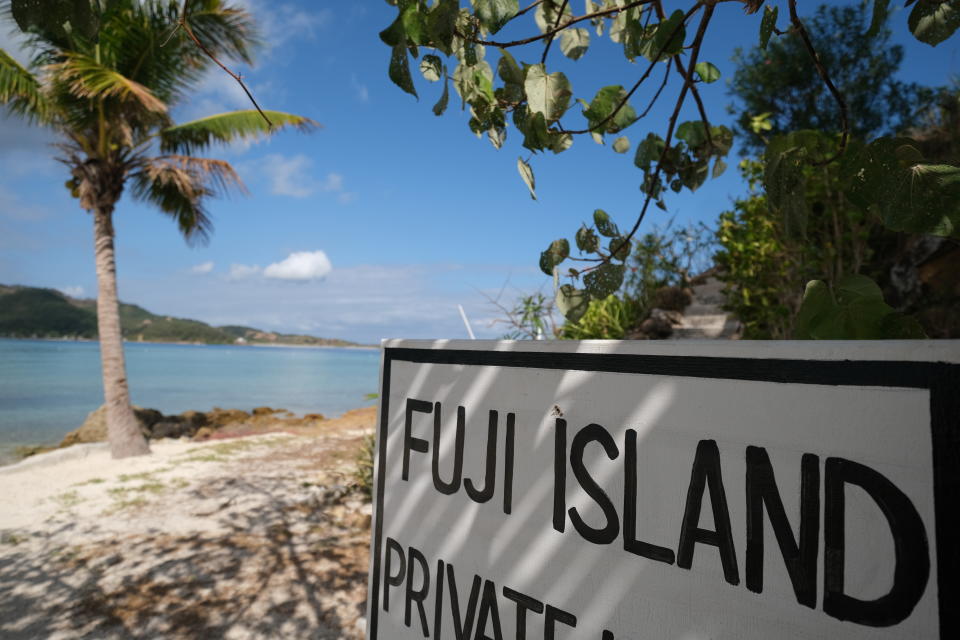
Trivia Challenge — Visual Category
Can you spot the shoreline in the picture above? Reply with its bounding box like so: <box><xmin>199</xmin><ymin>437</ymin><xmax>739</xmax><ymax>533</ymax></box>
<box><xmin>0</xmin><ymin>335</ymin><xmax>379</xmax><ymax>350</ymax></box>
<box><xmin>0</xmin><ymin>402</ymin><xmax>379</xmax><ymax>468</ymax></box>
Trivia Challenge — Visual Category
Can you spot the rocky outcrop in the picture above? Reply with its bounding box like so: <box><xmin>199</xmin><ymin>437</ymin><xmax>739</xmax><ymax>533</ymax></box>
<box><xmin>60</xmin><ymin>405</ymin><xmax>164</xmax><ymax>447</ymax></box>
<box><xmin>59</xmin><ymin>404</ymin><xmax>332</xmax><ymax>448</ymax></box>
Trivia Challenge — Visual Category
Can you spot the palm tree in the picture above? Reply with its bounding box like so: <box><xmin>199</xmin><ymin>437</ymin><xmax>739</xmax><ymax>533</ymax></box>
<box><xmin>0</xmin><ymin>0</ymin><xmax>316</xmax><ymax>458</ymax></box>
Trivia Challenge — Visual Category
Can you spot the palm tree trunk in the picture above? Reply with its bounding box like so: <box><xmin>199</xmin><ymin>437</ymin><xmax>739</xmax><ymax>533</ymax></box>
<box><xmin>92</xmin><ymin>206</ymin><xmax>150</xmax><ymax>458</ymax></box>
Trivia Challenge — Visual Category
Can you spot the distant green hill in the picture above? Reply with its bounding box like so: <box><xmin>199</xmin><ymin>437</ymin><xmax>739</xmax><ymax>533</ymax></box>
<box><xmin>0</xmin><ymin>284</ymin><xmax>363</xmax><ymax>347</ymax></box>
<box><xmin>0</xmin><ymin>287</ymin><xmax>97</xmax><ymax>338</ymax></box>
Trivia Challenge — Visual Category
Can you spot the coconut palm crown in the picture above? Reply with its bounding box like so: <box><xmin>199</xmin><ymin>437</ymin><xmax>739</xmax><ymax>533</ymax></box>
<box><xmin>0</xmin><ymin>0</ymin><xmax>317</xmax><ymax>458</ymax></box>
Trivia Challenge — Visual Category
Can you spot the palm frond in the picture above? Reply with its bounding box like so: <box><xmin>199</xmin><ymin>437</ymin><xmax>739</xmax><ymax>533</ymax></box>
<box><xmin>0</xmin><ymin>47</ymin><xmax>50</xmax><ymax>122</ymax></box>
<box><xmin>183</xmin><ymin>0</ymin><xmax>259</xmax><ymax>67</ymax></box>
<box><xmin>49</xmin><ymin>51</ymin><xmax>167</xmax><ymax>113</ymax></box>
<box><xmin>130</xmin><ymin>154</ymin><xmax>246</xmax><ymax>245</ymax></box>
<box><xmin>159</xmin><ymin>110</ymin><xmax>318</xmax><ymax>154</ymax></box>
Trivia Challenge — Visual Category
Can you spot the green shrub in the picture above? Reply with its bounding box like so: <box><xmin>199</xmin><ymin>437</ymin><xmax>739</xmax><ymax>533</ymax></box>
<box><xmin>561</xmin><ymin>295</ymin><xmax>642</xmax><ymax>340</ymax></box>
<box><xmin>354</xmin><ymin>433</ymin><xmax>376</xmax><ymax>500</ymax></box>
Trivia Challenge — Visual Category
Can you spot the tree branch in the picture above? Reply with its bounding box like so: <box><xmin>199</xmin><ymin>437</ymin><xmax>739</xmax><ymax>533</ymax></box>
<box><xmin>540</xmin><ymin>0</ymin><xmax>570</xmax><ymax>64</ymax></box>
<box><xmin>601</xmin><ymin>2</ymin><xmax>715</xmax><ymax>270</ymax></box>
<box><xmin>517</xmin><ymin>0</ymin><xmax>546</xmax><ymax>18</ymax></box>
<box><xmin>557</xmin><ymin>3</ymin><xmax>702</xmax><ymax>136</ymax></box>
<box><xmin>172</xmin><ymin>0</ymin><xmax>272</xmax><ymax>127</ymax></box>
<box><xmin>458</xmin><ymin>0</ymin><xmax>655</xmax><ymax>49</ymax></box>
<box><xmin>787</xmin><ymin>0</ymin><xmax>848</xmax><ymax>164</ymax></box>
<box><xmin>672</xmin><ymin>59</ymin><xmax>713</xmax><ymax>150</ymax></box>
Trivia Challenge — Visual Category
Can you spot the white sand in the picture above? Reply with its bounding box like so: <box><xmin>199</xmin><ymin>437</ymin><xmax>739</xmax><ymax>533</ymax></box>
<box><xmin>0</xmin><ymin>425</ymin><xmax>374</xmax><ymax>639</ymax></box>
<box><xmin>1</xmin><ymin>435</ymin><xmax>291</xmax><ymax>534</ymax></box>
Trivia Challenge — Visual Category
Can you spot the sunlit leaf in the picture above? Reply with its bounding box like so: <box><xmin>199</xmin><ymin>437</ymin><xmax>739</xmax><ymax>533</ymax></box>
<box><xmin>0</xmin><ymin>48</ymin><xmax>49</xmax><ymax>123</ymax></box>
<box><xmin>53</xmin><ymin>52</ymin><xmax>166</xmax><ymax>112</ymax></box>
<box><xmin>517</xmin><ymin>156</ymin><xmax>536</xmax><ymax>200</ymax></box>
<box><xmin>401</xmin><ymin>4</ymin><xmax>428</xmax><ymax>45</ymax></box>
<box><xmin>612</xmin><ymin>136</ymin><xmax>630</xmax><ymax>153</ymax></box>
<box><xmin>694</xmin><ymin>61</ymin><xmax>720</xmax><ymax>83</ymax></box>
<box><xmin>488</xmin><ymin>126</ymin><xmax>506</xmax><ymax>149</ymax></box>
<box><xmin>909</xmin><ymin>0</ymin><xmax>960</xmax><ymax>46</ymax></box>
<box><xmin>560</xmin><ymin>28</ymin><xmax>590</xmax><ymax>60</ymax></box>
<box><xmin>712</xmin><ymin>157</ymin><xmax>727</xmax><ymax>178</ymax></box>
<box><xmin>524</xmin><ymin>63</ymin><xmax>571</xmax><ymax>122</ymax></box>
<box><xmin>476</xmin><ymin>0</ymin><xmax>519</xmax><ymax>34</ymax></box>
<box><xmin>582</xmin><ymin>85</ymin><xmax>637</xmax><ymax>134</ymax></box>
<box><xmin>159</xmin><ymin>111</ymin><xmax>318</xmax><ymax>155</ymax></box>
<box><xmin>420</xmin><ymin>54</ymin><xmax>442</xmax><ymax>82</ymax></box>
<box><xmin>535</xmin><ymin>0</ymin><xmax>572</xmax><ymax>34</ymax></box>
<box><xmin>652</xmin><ymin>10</ymin><xmax>686</xmax><ymax>59</ymax></box>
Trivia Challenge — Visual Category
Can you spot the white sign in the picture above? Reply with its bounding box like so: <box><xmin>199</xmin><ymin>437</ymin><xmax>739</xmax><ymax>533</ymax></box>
<box><xmin>366</xmin><ymin>340</ymin><xmax>959</xmax><ymax>640</ymax></box>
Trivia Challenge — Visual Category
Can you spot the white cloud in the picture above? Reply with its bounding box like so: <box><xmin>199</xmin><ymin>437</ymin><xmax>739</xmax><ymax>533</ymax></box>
<box><xmin>59</xmin><ymin>286</ymin><xmax>84</xmax><ymax>298</ymax></box>
<box><xmin>321</xmin><ymin>173</ymin><xmax>343</xmax><ymax>192</ymax></box>
<box><xmin>263</xmin><ymin>154</ymin><xmax>314</xmax><ymax>197</ymax></box>
<box><xmin>236</xmin><ymin>1</ymin><xmax>332</xmax><ymax>49</ymax></box>
<box><xmin>229</xmin><ymin>263</ymin><xmax>261</xmax><ymax>280</ymax></box>
<box><xmin>191</xmin><ymin>261</ymin><xmax>215</xmax><ymax>274</ymax></box>
<box><xmin>260</xmin><ymin>155</ymin><xmax>355</xmax><ymax>202</ymax></box>
<box><xmin>263</xmin><ymin>250</ymin><xmax>332</xmax><ymax>281</ymax></box>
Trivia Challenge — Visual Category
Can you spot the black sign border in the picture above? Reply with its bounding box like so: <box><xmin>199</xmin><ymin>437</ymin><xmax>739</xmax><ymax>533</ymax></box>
<box><xmin>369</xmin><ymin>347</ymin><xmax>959</xmax><ymax>639</ymax></box>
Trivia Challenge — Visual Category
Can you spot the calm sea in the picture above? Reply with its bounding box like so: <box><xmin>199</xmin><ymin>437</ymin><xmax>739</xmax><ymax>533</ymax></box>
<box><xmin>0</xmin><ymin>338</ymin><xmax>381</xmax><ymax>464</ymax></box>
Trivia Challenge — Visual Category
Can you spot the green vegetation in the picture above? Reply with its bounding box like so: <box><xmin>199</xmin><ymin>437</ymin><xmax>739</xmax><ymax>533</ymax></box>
<box><xmin>103</xmin><ymin>475</ymin><xmax>189</xmax><ymax>514</ymax></box>
<box><xmin>176</xmin><ymin>438</ymin><xmax>276</xmax><ymax>464</ymax></box>
<box><xmin>50</xmin><ymin>490</ymin><xmax>83</xmax><ymax>509</ymax></box>
<box><xmin>108</xmin><ymin>481</ymin><xmax>167</xmax><ymax>496</ymax></box>
<box><xmin>0</xmin><ymin>288</ymin><xmax>97</xmax><ymax>338</ymax></box>
<box><xmin>72</xmin><ymin>477</ymin><xmax>107</xmax><ymax>486</ymax></box>
<box><xmin>354</xmin><ymin>433</ymin><xmax>376</xmax><ymax>500</ymax></box>
<box><xmin>729</xmin><ymin>3</ymin><xmax>936</xmax><ymax>154</ymax></box>
<box><xmin>381</xmin><ymin>0</ymin><xmax>959</xmax><ymax>339</ymax></box>
<box><xmin>561</xmin><ymin>295</ymin><xmax>642</xmax><ymax>340</ymax></box>
<box><xmin>0</xmin><ymin>284</ymin><xmax>362</xmax><ymax>346</ymax></box>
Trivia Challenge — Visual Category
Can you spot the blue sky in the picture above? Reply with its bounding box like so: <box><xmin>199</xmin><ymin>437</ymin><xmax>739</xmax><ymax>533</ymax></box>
<box><xmin>0</xmin><ymin>0</ymin><xmax>956</xmax><ymax>343</ymax></box>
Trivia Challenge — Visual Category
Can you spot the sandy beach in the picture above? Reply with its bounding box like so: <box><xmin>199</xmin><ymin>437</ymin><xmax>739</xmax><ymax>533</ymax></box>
<box><xmin>0</xmin><ymin>408</ymin><xmax>376</xmax><ymax>639</ymax></box>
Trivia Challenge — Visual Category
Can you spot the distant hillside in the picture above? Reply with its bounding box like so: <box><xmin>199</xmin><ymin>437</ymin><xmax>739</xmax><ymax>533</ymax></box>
<box><xmin>0</xmin><ymin>284</ymin><xmax>363</xmax><ymax>347</ymax></box>
<box><xmin>0</xmin><ymin>287</ymin><xmax>98</xmax><ymax>338</ymax></box>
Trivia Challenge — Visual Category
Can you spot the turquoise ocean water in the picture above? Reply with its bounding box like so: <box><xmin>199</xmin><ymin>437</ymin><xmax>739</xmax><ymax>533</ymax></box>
<box><xmin>0</xmin><ymin>338</ymin><xmax>381</xmax><ymax>464</ymax></box>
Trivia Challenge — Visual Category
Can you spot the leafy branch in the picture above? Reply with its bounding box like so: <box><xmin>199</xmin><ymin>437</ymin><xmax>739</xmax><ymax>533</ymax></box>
<box><xmin>381</xmin><ymin>0</ymin><xmax>960</xmax><ymax>324</ymax></box>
